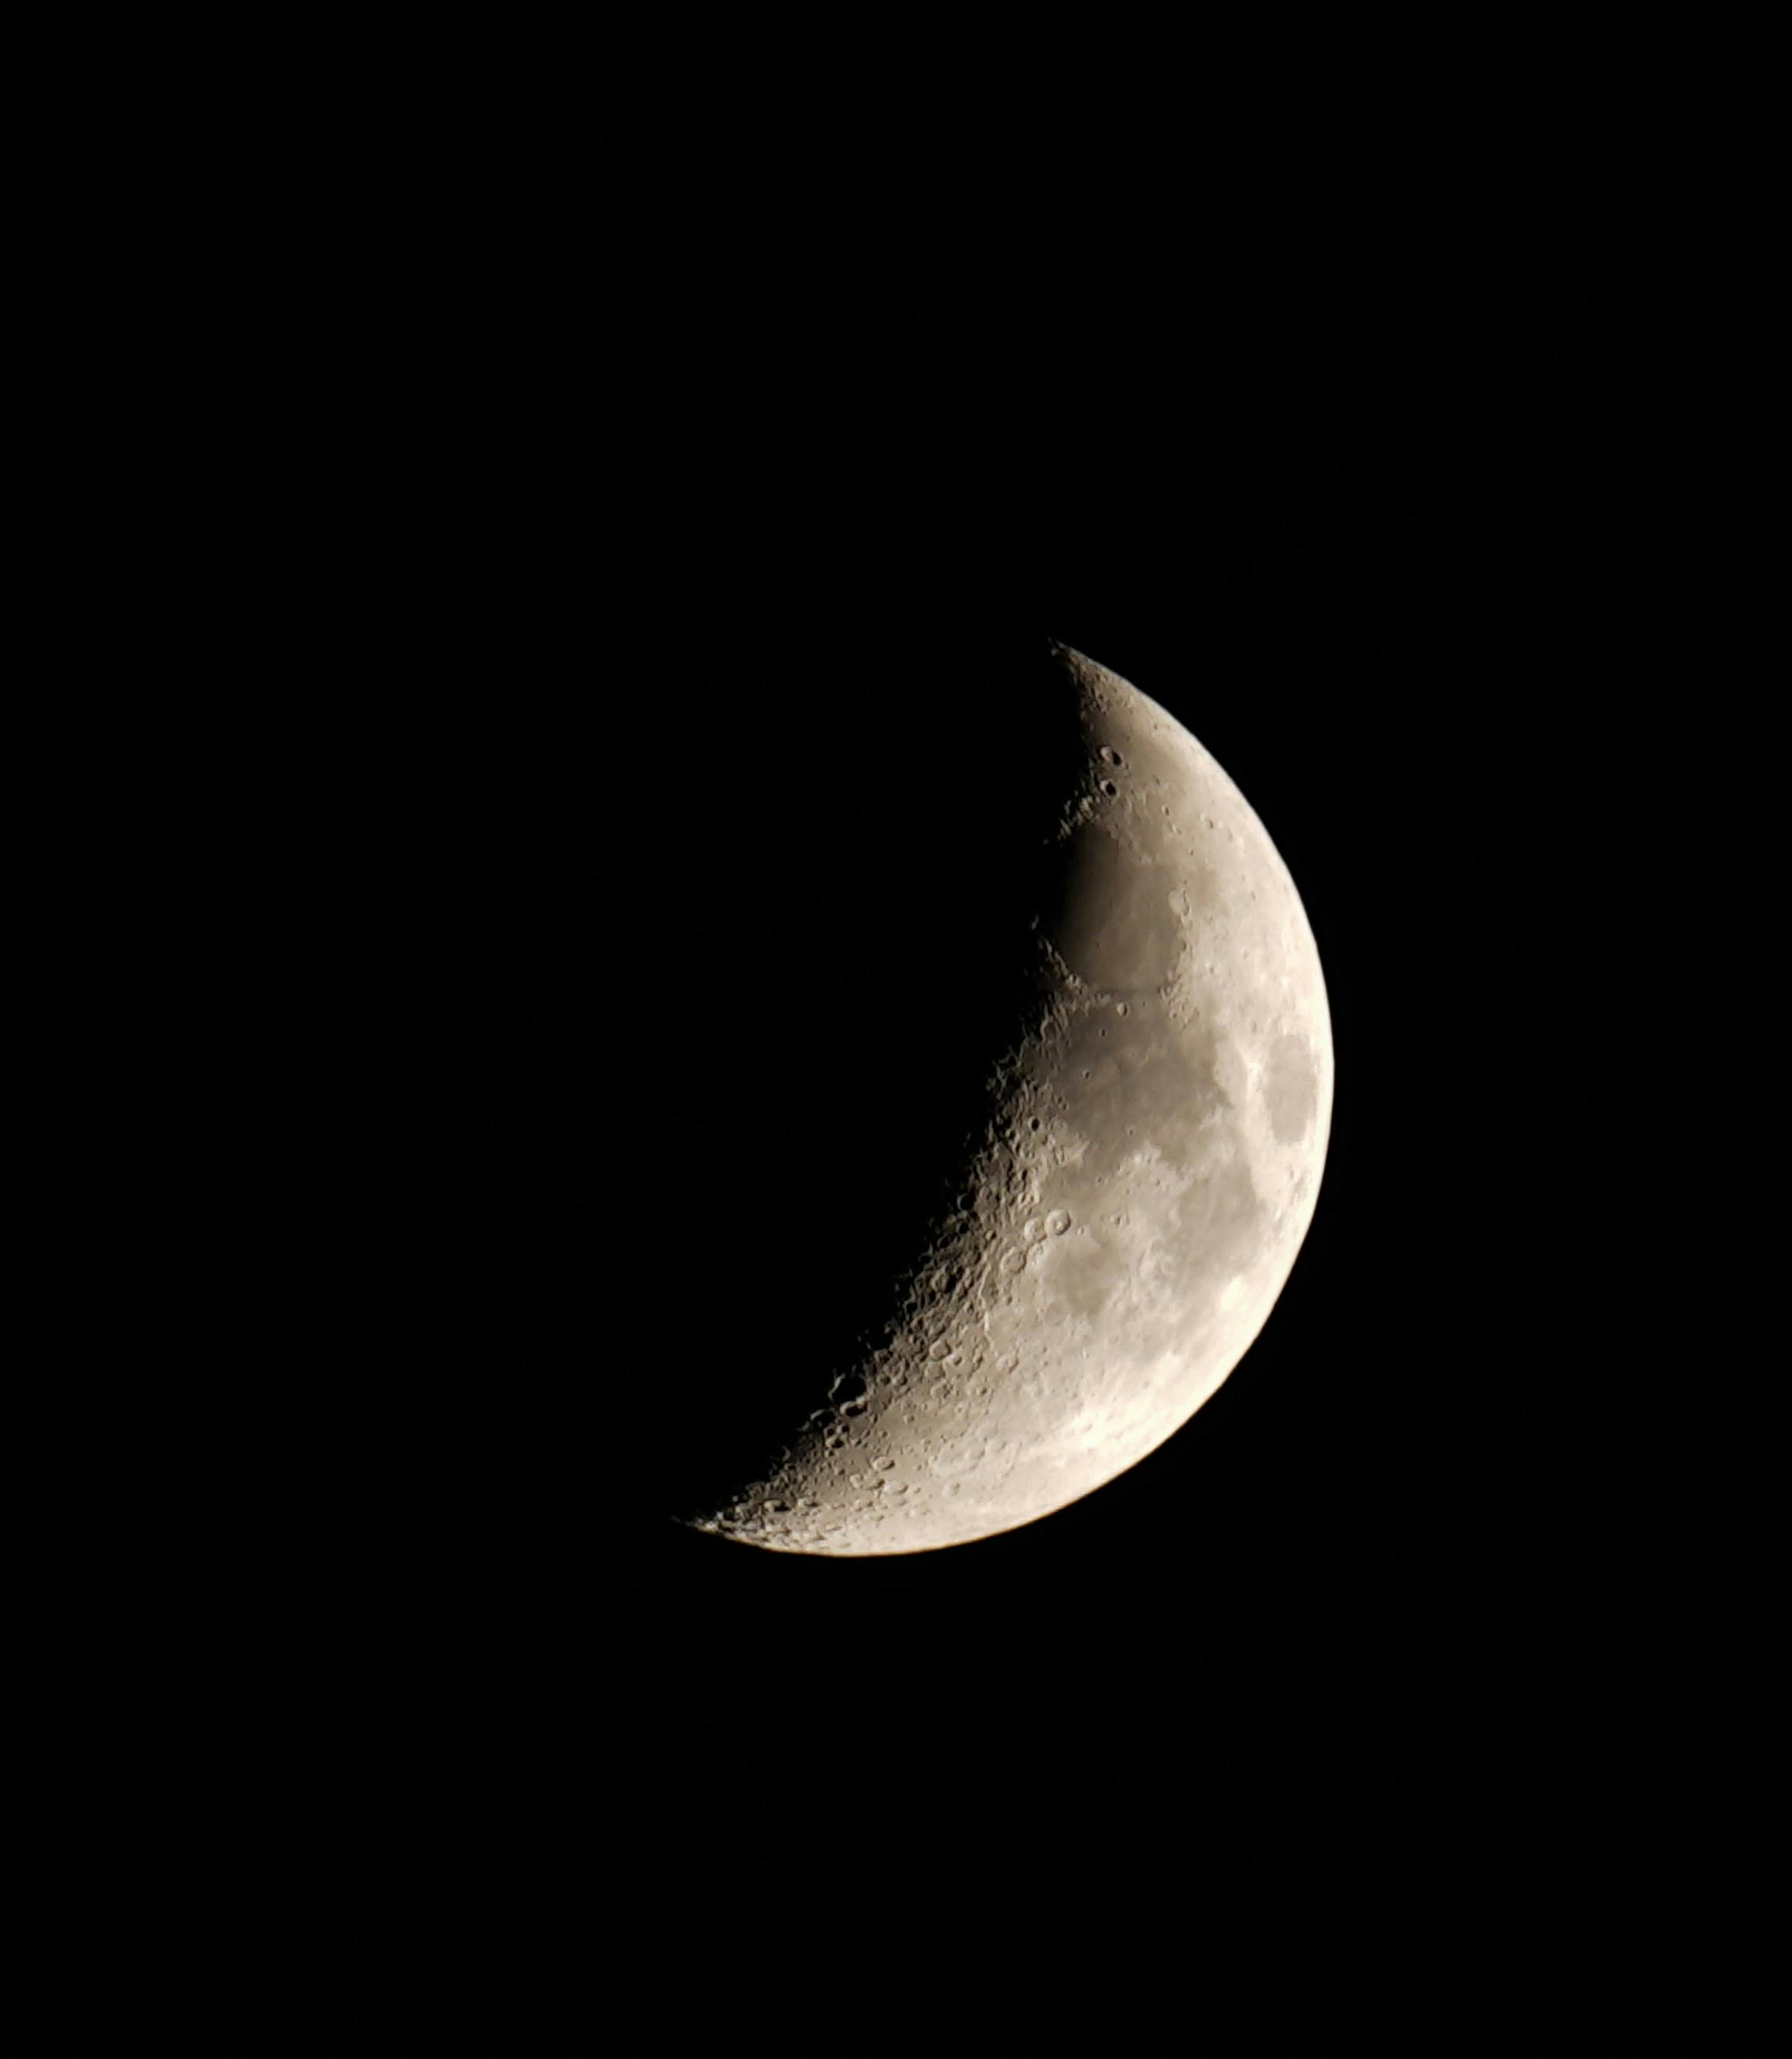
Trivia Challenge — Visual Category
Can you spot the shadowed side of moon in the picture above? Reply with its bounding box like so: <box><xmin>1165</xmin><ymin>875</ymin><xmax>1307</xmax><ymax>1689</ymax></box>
<box><xmin>689</xmin><ymin>642</ymin><xmax>1333</xmax><ymax>1555</ymax></box>
<box><xmin>624</xmin><ymin>615</ymin><xmax>1097</xmax><ymax>1525</ymax></box>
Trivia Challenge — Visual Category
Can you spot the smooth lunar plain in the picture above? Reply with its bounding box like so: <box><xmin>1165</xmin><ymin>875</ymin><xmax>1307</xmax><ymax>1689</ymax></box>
<box><xmin>691</xmin><ymin>644</ymin><xmax>1333</xmax><ymax>1555</ymax></box>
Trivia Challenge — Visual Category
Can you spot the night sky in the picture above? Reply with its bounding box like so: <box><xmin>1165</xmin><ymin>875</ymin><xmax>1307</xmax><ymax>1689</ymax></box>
<box><xmin>133</xmin><ymin>179</ymin><xmax>1760</xmax><ymax>2007</ymax></box>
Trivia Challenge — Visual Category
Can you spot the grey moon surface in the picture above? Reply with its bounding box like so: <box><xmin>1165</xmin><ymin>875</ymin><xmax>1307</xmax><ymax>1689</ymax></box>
<box><xmin>691</xmin><ymin>644</ymin><xmax>1333</xmax><ymax>1556</ymax></box>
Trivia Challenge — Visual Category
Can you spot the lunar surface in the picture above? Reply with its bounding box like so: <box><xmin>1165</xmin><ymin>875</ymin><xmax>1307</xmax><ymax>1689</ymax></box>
<box><xmin>690</xmin><ymin>644</ymin><xmax>1333</xmax><ymax>1555</ymax></box>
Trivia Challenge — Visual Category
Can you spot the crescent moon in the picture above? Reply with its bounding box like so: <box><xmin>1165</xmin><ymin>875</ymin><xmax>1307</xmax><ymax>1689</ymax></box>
<box><xmin>689</xmin><ymin>643</ymin><xmax>1333</xmax><ymax>1555</ymax></box>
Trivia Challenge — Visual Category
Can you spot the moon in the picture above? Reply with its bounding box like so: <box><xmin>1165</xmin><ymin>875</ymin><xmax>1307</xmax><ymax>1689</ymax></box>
<box><xmin>688</xmin><ymin>642</ymin><xmax>1333</xmax><ymax>1555</ymax></box>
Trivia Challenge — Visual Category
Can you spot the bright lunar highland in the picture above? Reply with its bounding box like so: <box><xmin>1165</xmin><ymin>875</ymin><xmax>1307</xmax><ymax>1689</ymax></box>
<box><xmin>691</xmin><ymin>644</ymin><xmax>1333</xmax><ymax>1555</ymax></box>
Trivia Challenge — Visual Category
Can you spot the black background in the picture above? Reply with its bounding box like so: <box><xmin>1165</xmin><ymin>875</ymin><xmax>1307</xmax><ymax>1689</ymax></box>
<box><xmin>132</xmin><ymin>176</ymin><xmax>1763</xmax><ymax>2005</ymax></box>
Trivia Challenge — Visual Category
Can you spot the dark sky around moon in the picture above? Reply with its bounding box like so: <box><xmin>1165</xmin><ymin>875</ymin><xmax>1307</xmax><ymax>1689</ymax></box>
<box><xmin>138</xmin><ymin>184</ymin><xmax>1760</xmax><ymax>1999</ymax></box>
